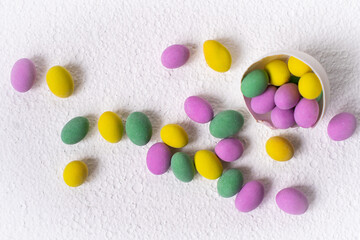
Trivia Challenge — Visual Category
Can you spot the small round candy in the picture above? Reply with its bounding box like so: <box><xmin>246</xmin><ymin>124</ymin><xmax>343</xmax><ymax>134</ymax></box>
<box><xmin>217</xmin><ymin>169</ymin><xmax>243</xmax><ymax>198</ymax></box>
<box><xmin>160</xmin><ymin>124</ymin><xmax>188</xmax><ymax>148</ymax></box>
<box><xmin>265</xmin><ymin>60</ymin><xmax>290</xmax><ymax>86</ymax></box>
<box><xmin>274</xmin><ymin>83</ymin><xmax>300</xmax><ymax>110</ymax></box>
<box><xmin>11</xmin><ymin>58</ymin><xmax>36</xmax><ymax>92</ymax></box>
<box><xmin>161</xmin><ymin>44</ymin><xmax>190</xmax><ymax>69</ymax></box>
<box><xmin>126</xmin><ymin>112</ymin><xmax>152</xmax><ymax>146</ymax></box>
<box><xmin>235</xmin><ymin>180</ymin><xmax>264</xmax><ymax>212</ymax></box>
<box><xmin>209</xmin><ymin>110</ymin><xmax>244</xmax><ymax>138</ymax></box>
<box><xmin>63</xmin><ymin>161</ymin><xmax>88</xmax><ymax>187</ymax></box>
<box><xmin>203</xmin><ymin>40</ymin><xmax>232</xmax><ymax>72</ymax></box>
<box><xmin>46</xmin><ymin>66</ymin><xmax>74</xmax><ymax>98</ymax></box>
<box><xmin>146</xmin><ymin>142</ymin><xmax>172</xmax><ymax>175</ymax></box>
<box><xmin>171</xmin><ymin>152</ymin><xmax>195</xmax><ymax>182</ymax></box>
<box><xmin>98</xmin><ymin>111</ymin><xmax>123</xmax><ymax>143</ymax></box>
<box><xmin>241</xmin><ymin>69</ymin><xmax>269</xmax><ymax>98</ymax></box>
<box><xmin>184</xmin><ymin>96</ymin><xmax>214</xmax><ymax>123</ymax></box>
<box><xmin>215</xmin><ymin>138</ymin><xmax>244</xmax><ymax>162</ymax></box>
<box><xmin>266</xmin><ymin>136</ymin><xmax>294</xmax><ymax>161</ymax></box>
<box><xmin>271</xmin><ymin>107</ymin><xmax>295</xmax><ymax>129</ymax></box>
<box><xmin>287</xmin><ymin>56</ymin><xmax>312</xmax><ymax>77</ymax></box>
<box><xmin>250</xmin><ymin>86</ymin><xmax>276</xmax><ymax>114</ymax></box>
<box><xmin>61</xmin><ymin>116</ymin><xmax>89</xmax><ymax>145</ymax></box>
<box><xmin>298</xmin><ymin>73</ymin><xmax>322</xmax><ymax>99</ymax></box>
<box><xmin>294</xmin><ymin>98</ymin><xmax>319</xmax><ymax>128</ymax></box>
<box><xmin>276</xmin><ymin>187</ymin><xmax>309</xmax><ymax>215</ymax></box>
<box><xmin>327</xmin><ymin>112</ymin><xmax>357</xmax><ymax>141</ymax></box>
<box><xmin>194</xmin><ymin>150</ymin><xmax>223</xmax><ymax>180</ymax></box>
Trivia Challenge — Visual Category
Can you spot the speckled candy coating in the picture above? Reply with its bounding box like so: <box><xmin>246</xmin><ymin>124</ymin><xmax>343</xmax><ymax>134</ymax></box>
<box><xmin>215</xmin><ymin>138</ymin><xmax>244</xmax><ymax>162</ymax></box>
<box><xmin>294</xmin><ymin>98</ymin><xmax>319</xmax><ymax>128</ymax></box>
<box><xmin>327</xmin><ymin>112</ymin><xmax>357</xmax><ymax>141</ymax></box>
<box><xmin>271</xmin><ymin>107</ymin><xmax>295</xmax><ymax>129</ymax></box>
<box><xmin>235</xmin><ymin>180</ymin><xmax>264</xmax><ymax>212</ymax></box>
<box><xmin>146</xmin><ymin>142</ymin><xmax>172</xmax><ymax>175</ymax></box>
<box><xmin>250</xmin><ymin>86</ymin><xmax>276</xmax><ymax>114</ymax></box>
<box><xmin>184</xmin><ymin>96</ymin><xmax>214</xmax><ymax>123</ymax></box>
<box><xmin>161</xmin><ymin>44</ymin><xmax>190</xmax><ymax>69</ymax></box>
<box><xmin>11</xmin><ymin>58</ymin><xmax>36</xmax><ymax>92</ymax></box>
<box><xmin>274</xmin><ymin>83</ymin><xmax>300</xmax><ymax>110</ymax></box>
<box><xmin>276</xmin><ymin>187</ymin><xmax>308</xmax><ymax>215</ymax></box>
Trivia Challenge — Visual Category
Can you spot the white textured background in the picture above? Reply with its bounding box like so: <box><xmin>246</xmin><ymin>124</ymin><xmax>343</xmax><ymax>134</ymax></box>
<box><xmin>0</xmin><ymin>0</ymin><xmax>359</xmax><ymax>239</ymax></box>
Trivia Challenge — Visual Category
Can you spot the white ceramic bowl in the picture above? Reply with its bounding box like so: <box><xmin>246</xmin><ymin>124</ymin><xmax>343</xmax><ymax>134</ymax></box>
<box><xmin>241</xmin><ymin>50</ymin><xmax>330</xmax><ymax>129</ymax></box>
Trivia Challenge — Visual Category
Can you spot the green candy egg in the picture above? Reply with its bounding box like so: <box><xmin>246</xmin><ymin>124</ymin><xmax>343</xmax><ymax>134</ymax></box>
<box><xmin>171</xmin><ymin>152</ymin><xmax>195</xmax><ymax>182</ymax></box>
<box><xmin>125</xmin><ymin>112</ymin><xmax>152</xmax><ymax>146</ymax></box>
<box><xmin>217</xmin><ymin>169</ymin><xmax>243</xmax><ymax>198</ymax></box>
<box><xmin>209</xmin><ymin>110</ymin><xmax>244</xmax><ymax>138</ymax></box>
<box><xmin>316</xmin><ymin>91</ymin><xmax>323</xmax><ymax>102</ymax></box>
<box><xmin>289</xmin><ymin>75</ymin><xmax>300</xmax><ymax>84</ymax></box>
<box><xmin>61</xmin><ymin>116</ymin><xmax>89</xmax><ymax>145</ymax></box>
<box><xmin>241</xmin><ymin>69</ymin><xmax>269</xmax><ymax>98</ymax></box>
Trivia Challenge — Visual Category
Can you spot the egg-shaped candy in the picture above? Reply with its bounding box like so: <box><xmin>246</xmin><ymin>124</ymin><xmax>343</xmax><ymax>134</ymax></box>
<box><xmin>266</xmin><ymin>136</ymin><xmax>294</xmax><ymax>161</ymax></box>
<box><xmin>276</xmin><ymin>187</ymin><xmax>309</xmax><ymax>215</ymax></box>
<box><xmin>63</xmin><ymin>160</ymin><xmax>88</xmax><ymax>187</ymax></box>
<box><xmin>215</xmin><ymin>138</ymin><xmax>244</xmax><ymax>162</ymax></box>
<box><xmin>241</xmin><ymin>69</ymin><xmax>269</xmax><ymax>98</ymax></box>
<box><xmin>265</xmin><ymin>60</ymin><xmax>290</xmax><ymax>86</ymax></box>
<box><xmin>274</xmin><ymin>83</ymin><xmax>300</xmax><ymax>110</ymax></box>
<box><xmin>209</xmin><ymin>110</ymin><xmax>244</xmax><ymax>138</ymax></box>
<box><xmin>327</xmin><ymin>112</ymin><xmax>357</xmax><ymax>141</ymax></box>
<box><xmin>146</xmin><ymin>142</ymin><xmax>172</xmax><ymax>175</ymax></box>
<box><xmin>11</xmin><ymin>58</ymin><xmax>36</xmax><ymax>92</ymax></box>
<box><xmin>203</xmin><ymin>40</ymin><xmax>232</xmax><ymax>72</ymax></box>
<box><xmin>184</xmin><ymin>96</ymin><xmax>214</xmax><ymax>123</ymax></box>
<box><xmin>287</xmin><ymin>56</ymin><xmax>312</xmax><ymax>77</ymax></box>
<box><xmin>46</xmin><ymin>66</ymin><xmax>74</xmax><ymax>98</ymax></box>
<box><xmin>125</xmin><ymin>112</ymin><xmax>152</xmax><ymax>146</ymax></box>
<box><xmin>217</xmin><ymin>169</ymin><xmax>243</xmax><ymax>198</ymax></box>
<box><xmin>298</xmin><ymin>73</ymin><xmax>322</xmax><ymax>99</ymax></box>
<box><xmin>61</xmin><ymin>116</ymin><xmax>89</xmax><ymax>145</ymax></box>
<box><xmin>235</xmin><ymin>180</ymin><xmax>264</xmax><ymax>212</ymax></box>
<box><xmin>161</xmin><ymin>44</ymin><xmax>190</xmax><ymax>69</ymax></box>
<box><xmin>271</xmin><ymin>107</ymin><xmax>295</xmax><ymax>129</ymax></box>
<box><xmin>250</xmin><ymin>86</ymin><xmax>276</xmax><ymax>114</ymax></box>
<box><xmin>160</xmin><ymin>124</ymin><xmax>188</xmax><ymax>148</ymax></box>
<box><xmin>98</xmin><ymin>111</ymin><xmax>123</xmax><ymax>143</ymax></box>
<box><xmin>294</xmin><ymin>99</ymin><xmax>319</xmax><ymax>128</ymax></box>
<box><xmin>194</xmin><ymin>150</ymin><xmax>223</xmax><ymax>180</ymax></box>
<box><xmin>171</xmin><ymin>152</ymin><xmax>195</xmax><ymax>182</ymax></box>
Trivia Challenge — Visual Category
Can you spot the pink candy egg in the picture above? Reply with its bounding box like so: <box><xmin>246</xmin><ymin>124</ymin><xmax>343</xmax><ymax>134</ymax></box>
<box><xmin>146</xmin><ymin>142</ymin><xmax>172</xmax><ymax>175</ymax></box>
<box><xmin>271</xmin><ymin>107</ymin><xmax>295</xmax><ymax>129</ymax></box>
<box><xmin>294</xmin><ymin>98</ymin><xmax>319</xmax><ymax>128</ymax></box>
<box><xmin>274</xmin><ymin>83</ymin><xmax>300</xmax><ymax>110</ymax></box>
<box><xmin>184</xmin><ymin>96</ymin><xmax>214</xmax><ymax>123</ymax></box>
<box><xmin>161</xmin><ymin>44</ymin><xmax>190</xmax><ymax>69</ymax></box>
<box><xmin>327</xmin><ymin>112</ymin><xmax>357</xmax><ymax>141</ymax></box>
<box><xmin>235</xmin><ymin>180</ymin><xmax>264</xmax><ymax>212</ymax></box>
<box><xmin>250</xmin><ymin>86</ymin><xmax>276</xmax><ymax>114</ymax></box>
<box><xmin>276</xmin><ymin>187</ymin><xmax>308</xmax><ymax>215</ymax></box>
<box><xmin>215</xmin><ymin>138</ymin><xmax>244</xmax><ymax>162</ymax></box>
<box><xmin>11</xmin><ymin>58</ymin><xmax>36</xmax><ymax>92</ymax></box>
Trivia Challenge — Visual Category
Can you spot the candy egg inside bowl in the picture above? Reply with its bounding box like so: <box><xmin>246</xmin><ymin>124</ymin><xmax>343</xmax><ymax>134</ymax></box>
<box><xmin>241</xmin><ymin>50</ymin><xmax>330</xmax><ymax>129</ymax></box>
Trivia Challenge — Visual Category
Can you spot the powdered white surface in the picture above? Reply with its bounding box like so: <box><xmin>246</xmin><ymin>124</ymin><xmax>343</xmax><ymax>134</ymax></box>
<box><xmin>0</xmin><ymin>1</ymin><xmax>359</xmax><ymax>239</ymax></box>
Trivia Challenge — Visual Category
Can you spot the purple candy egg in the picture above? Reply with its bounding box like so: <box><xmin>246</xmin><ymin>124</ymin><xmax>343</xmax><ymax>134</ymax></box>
<box><xmin>184</xmin><ymin>96</ymin><xmax>214</xmax><ymax>123</ymax></box>
<box><xmin>250</xmin><ymin>86</ymin><xmax>277</xmax><ymax>114</ymax></box>
<box><xmin>276</xmin><ymin>187</ymin><xmax>309</xmax><ymax>215</ymax></box>
<box><xmin>327</xmin><ymin>112</ymin><xmax>357</xmax><ymax>141</ymax></box>
<box><xmin>235</xmin><ymin>180</ymin><xmax>264</xmax><ymax>212</ymax></box>
<box><xmin>294</xmin><ymin>98</ymin><xmax>319</xmax><ymax>128</ymax></box>
<box><xmin>11</xmin><ymin>58</ymin><xmax>36</xmax><ymax>92</ymax></box>
<box><xmin>146</xmin><ymin>142</ymin><xmax>172</xmax><ymax>175</ymax></box>
<box><xmin>271</xmin><ymin>107</ymin><xmax>295</xmax><ymax>129</ymax></box>
<box><xmin>161</xmin><ymin>44</ymin><xmax>190</xmax><ymax>69</ymax></box>
<box><xmin>215</xmin><ymin>138</ymin><xmax>244</xmax><ymax>162</ymax></box>
<box><xmin>274</xmin><ymin>83</ymin><xmax>300</xmax><ymax>110</ymax></box>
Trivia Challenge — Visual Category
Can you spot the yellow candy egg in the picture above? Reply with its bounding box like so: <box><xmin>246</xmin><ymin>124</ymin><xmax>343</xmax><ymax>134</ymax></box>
<box><xmin>160</xmin><ymin>124</ymin><xmax>188</xmax><ymax>148</ymax></box>
<box><xmin>63</xmin><ymin>161</ymin><xmax>88</xmax><ymax>187</ymax></box>
<box><xmin>203</xmin><ymin>40</ymin><xmax>232</xmax><ymax>72</ymax></box>
<box><xmin>194</xmin><ymin>150</ymin><xmax>223</xmax><ymax>179</ymax></box>
<box><xmin>46</xmin><ymin>66</ymin><xmax>74</xmax><ymax>98</ymax></box>
<box><xmin>265</xmin><ymin>60</ymin><xmax>290</xmax><ymax>86</ymax></box>
<box><xmin>98</xmin><ymin>111</ymin><xmax>123</xmax><ymax>143</ymax></box>
<box><xmin>287</xmin><ymin>56</ymin><xmax>312</xmax><ymax>77</ymax></box>
<box><xmin>298</xmin><ymin>72</ymin><xmax>322</xmax><ymax>99</ymax></box>
<box><xmin>266</xmin><ymin>136</ymin><xmax>294</xmax><ymax>161</ymax></box>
